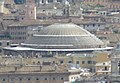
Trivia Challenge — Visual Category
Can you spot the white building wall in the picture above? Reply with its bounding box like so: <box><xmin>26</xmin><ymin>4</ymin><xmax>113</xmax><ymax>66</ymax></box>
<box><xmin>69</xmin><ymin>73</ymin><xmax>80</xmax><ymax>82</ymax></box>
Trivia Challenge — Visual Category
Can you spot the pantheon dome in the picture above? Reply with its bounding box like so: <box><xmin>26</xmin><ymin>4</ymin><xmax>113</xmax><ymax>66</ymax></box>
<box><xmin>22</xmin><ymin>23</ymin><xmax>104</xmax><ymax>49</ymax></box>
<box><xmin>3</xmin><ymin>23</ymin><xmax>113</xmax><ymax>56</ymax></box>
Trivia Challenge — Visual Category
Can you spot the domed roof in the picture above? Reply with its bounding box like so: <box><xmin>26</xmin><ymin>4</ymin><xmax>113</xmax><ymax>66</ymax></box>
<box><xmin>38</xmin><ymin>23</ymin><xmax>90</xmax><ymax>36</ymax></box>
<box><xmin>23</xmin><ymin>23</ymin><xmax>104</xmax><ymax>49</ymax></box>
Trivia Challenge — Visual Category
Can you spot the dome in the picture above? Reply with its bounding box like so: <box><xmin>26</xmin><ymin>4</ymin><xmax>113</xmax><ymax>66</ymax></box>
<box><xmin>37</xmin><ymin>23</ymin><xmax>90</xmax><ymax>35</ymax></box>
<box><xmin>22</xmin><ymin>23</ymin><xmax>104</xmax><ymax>49</ymax></box>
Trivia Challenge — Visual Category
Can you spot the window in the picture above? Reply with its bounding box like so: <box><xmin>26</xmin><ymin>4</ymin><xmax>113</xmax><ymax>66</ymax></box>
<box><xmin>53</xmin><ymin>78</ymin><xmax>55</xmax><ymax>80</ymax></box>
<box><xmin>7</xmin><ymin>42</ymin><xmax>9</xmax><ymax>46</ymax></box>
<box><xmin>88</xmin><ymin>61</ymin><xmax>92</xmax><ymax>64</ymax></box>
<box><xmin>45</xmin><ymin>78</ymin><xmax>47</xmax><ymax>80</ymax></box>
<box><xmin>68</xmin><ymin>61</ymin><xmax>72</xmax><ymax>63</ymax></box>
<box><xmin>33</xmin><ymin>62</ymin><xmax>35</xmax><ymax>64</ymax></box>
<box><xmin>28</xmin><ymin>78</ymin><xmax>30</xmax><ymax>81</ymax></box>
<box><xmin>43</xmin><ymin>10</ymin><xmax>45</xmax><ymax>12</ymax></box>
<box><xmin>0</xmin><ymin>49</ymin><xmax>2</xmax><ymax>53</ymax></box>
<box><xmin>53</xmin><ymin>61</ymin><xmax>55</xmax><ymax>64</ymax></box>
<box><xmin>76</xmin><ymin>61</ymin><xmax>79</xmax><ymax>64</ymax></box>
<box><xmin>93</xmin><ymin>24</ymin><xmax>95</xmax><ymax>27</ymax></box>
<box><xmin>0</xmin><ymin>42</ymin><xmax>2</xmax><ymax>46</ymax></box>
<box><xmin>3</xmin><ymin>79</ymin><xmax>5</xmax><ymax>81</ymax></box>
<box><xmin>82</xmin><ymin>61</ymin><xmax>85</xmax><ymax>64</ymax></box>
<box><xmin>87</xmin><ymin>25</ymin><xmax>89</xmax><ymax>27</ymax></box>
<box><xmin>36</xmin><ymin>78</ymin><xmax>39</xmax><ymax>80</ymax></box>
<box><xmin>105</xmin><ymin>66</ymin><xmax>108</xmax><ymax>70</ymax></box>
<box><xmin>21</xmin><ymin>18</ymin><xmax>24</xmax><ymax>20</ymax></box>
<box><xmin>61</xmin><ymin>77</ymin><xmax>64</xmax><ymax>80</ymax></box>
<box><xmin>71</xmin><ymin>77</ymin><xmax>73</xmax><ymax>79</ymax></box>
<box><xmin>19</xmin><ymin>78</ymin><xmax>22</xmax><ymax>81</ymax></box>
<box><xmin>37</xmin><ymin>61</ymin><xmax>40</xmax><ymax>65</ymax></box>
<box><xmin>60</xmin><ymin>61</ymin><xmax>63</xmax><ymax>64</ymax></box>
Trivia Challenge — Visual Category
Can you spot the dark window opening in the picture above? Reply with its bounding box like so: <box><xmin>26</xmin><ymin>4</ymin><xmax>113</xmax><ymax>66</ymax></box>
<box><xmin>76</xmin><ymin>61</ymin><xmax>79</xmax><ymax>64</ymax></box>
<box><xmin>28</xmin><ymin>78</ymin><xmax>31</xmax><ymax>80</ymax></box>
<box><xmin>82</xmin><ymin>61</ymin><xmax>85</xmax><ymax>64</ymax></box>
<box><xmin>3</xmin><ymin>79</ymin><xmax>5</xmax><ymax>81</ymax></box>
<box><xmin>68</xmin><ymin>61</ymin><xmax>72</xmax><ymax>63</ymax></box>
<box><xmin>60</xmin><ymin>61</ymin><xmax>63</xmax><ymax>64</ymax></box>
<box><xmin>53</xmin><ymin>78</ymin><xmax>55</xmax><ymax>80</ymax></box>
<box><xmin>36</xmin><ymin>78</ymin><xmax>39</xmax><ymax>80</ymax></box>
<box><xmin>7</xmin><ymin>42</ymin><xmax>9</xmax><ymax>46</ymax></box>
<box><xmin>19</xmin><ymin>78</ymin><xmax>22</xmax><ymax>81</ymax></box>
<box><xmin>45</xmin><ymin>78</ymin><xmax>47</xmax><ymax>80</ymax></box>
<box><xmin>0</xmin><ymin>42</ymin><xmax>2</xmax><ymax>46</ymax></box>
<box><xmin>61</xmin><ymin>78</ymin><xmax>64</xmax><ymax>80</ymax></box>
<box><xmin>88</xmin><ymin>61</ymin><xmax>92</xmax><ymax>64</ymax></box>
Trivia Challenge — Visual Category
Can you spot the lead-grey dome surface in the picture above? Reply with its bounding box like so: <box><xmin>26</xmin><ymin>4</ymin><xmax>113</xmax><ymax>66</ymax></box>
<box><xmin>37</xmin><ymin>23</ymin><xmax>90</xmax><ymax>35</ymax></box>
<box><xmin>22</xmin><ymin>23</ymin><xmax>104</xmax><ymax>49</ymax></box>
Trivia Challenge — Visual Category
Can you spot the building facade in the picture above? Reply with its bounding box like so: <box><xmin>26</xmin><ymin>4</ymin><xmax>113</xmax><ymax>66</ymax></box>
<box><xmin>0</xmin><ymin>73</ymin><xmax>69</xmax><ymax>83</ymax></box>
<box><xmin>83</xmin><ymin>0</ymin><xmax>120</xmax><ymax>9</ymax></box>
<box><xmin>0</xmin><ymin>64</ymin><xmax>81</xmax><ymax>83</ymax></box>
<box><xmin>4</xmin><ymin>23</ymin><xmax>113</xmax><ymax>56</ymax></box>
<box><xmin>7</xmin><ymin>24</ymin><xmax>27</xmax><ymax>44</ymax></box>
<box><xmin>0</xmin><ymin>52</ymin><xmax>110</xmax><ymax>73</ymax></box>
<box><xmin>95</xmin><ymin>61</ymin><xmax>111</xmax><ymax>75</ymax></box>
